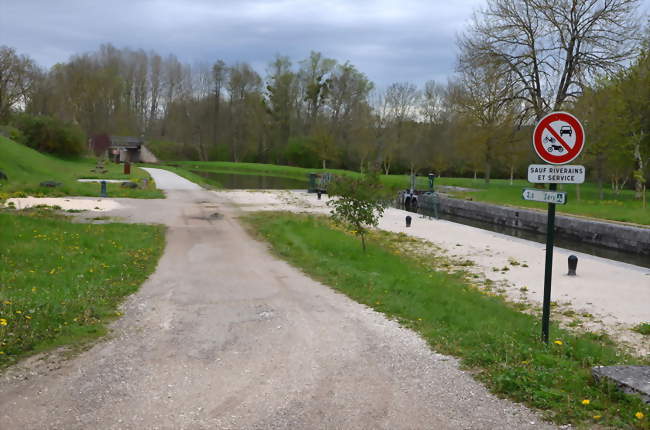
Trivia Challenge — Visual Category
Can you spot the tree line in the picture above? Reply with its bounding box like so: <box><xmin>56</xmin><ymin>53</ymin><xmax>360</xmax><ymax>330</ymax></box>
<box><xmin>0</xmin><ymin>0</ymin><xmax>647</xmax><ymax>197</ymax></box>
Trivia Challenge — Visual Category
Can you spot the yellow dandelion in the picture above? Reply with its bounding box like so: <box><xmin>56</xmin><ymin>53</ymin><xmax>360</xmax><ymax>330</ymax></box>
<box><xmin>635</xmin><ymin>412</ymin><xmax>645</xmax><ymax>420</ymax></box>
<box><xmin>25</xmin><ymin>315</ymin><xmax>31</xmax><ymax>320</ymax></box>
<box><xmin>0</xmin><ymin>318</ymin><xmax>7</xmax><ymax>326</ymax></box>
<box><xmin>31</xmin><ymin>287</ymin><xmax>37</xmax><ymax>292</ymax></box>
<box><xmin>554</xmin><ymin>340</ymin><xmax>563</xmax><ymax>345</ymax></box>
<box><xmin>49</xmin><ymin>268</ymin><xmax>56</xmax><ymax>275</ymax></box>
<box><xmin>593</xmin><ymin>415</ymin><xmax>601</xmax><ymax>420</ymax></box>
<box><xmin>0</xmin><ymin>351</ymin><xmax>4</xmax><ymax>355</ymax></box>
<box><xmin>581</xmin><ymin>399</ymin><xmax>590</xmax><ymax>405</ymax></box>
<box><xmin>2</xmin><ymin>300</ymin><xmax>11</xmax><ymax>305</ymax></box>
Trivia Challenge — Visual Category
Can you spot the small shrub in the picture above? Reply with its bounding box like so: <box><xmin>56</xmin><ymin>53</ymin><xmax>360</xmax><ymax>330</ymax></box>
<box><xmin>633</xmin><ymin>323</ymin><xmax>650</xmax><ymax>336</ymax></box>
<box><xmin>327</xmin><ymin>170</ymin><xmax>388</xmax><ymax>252</ymax></box>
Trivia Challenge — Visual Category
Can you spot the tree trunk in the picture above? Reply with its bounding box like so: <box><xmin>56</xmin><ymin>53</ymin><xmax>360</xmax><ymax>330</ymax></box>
<box><xmin>322</xmin><ymin>159</ymin><xmax>326</xmax><ymax>169</ymax></box>
<box><xmin>633</xmin><ymin>135</ymin><xmax>645</xmax><ymax>200</ymax></box>
<box><xmin>484</xmin><ymin>162</ymin><xmax>491</xmax><ymax>184</ymax></box>
<box><xmin>509</xmin><ymin>165</ymin><xmax>514</xmax><ymax>185</ymax></box>
<box><xmin>360</xmin><ymin>233</ymin><xmax>366</xmax><ymax>252</ymax></box>
<box><xmin>484</xmin><ymin>137</ymin><xmax>492</xmax><ymax>184</ymax></box>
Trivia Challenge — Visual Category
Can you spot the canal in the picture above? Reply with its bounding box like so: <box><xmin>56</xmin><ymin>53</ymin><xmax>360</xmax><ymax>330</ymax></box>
<box><xmin>191</xmin><ymin>170</ymin><xmax>308</xmax><ymax>190</ymax></box>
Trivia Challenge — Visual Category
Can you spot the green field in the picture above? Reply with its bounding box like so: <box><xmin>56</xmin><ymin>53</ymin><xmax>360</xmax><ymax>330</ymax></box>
<box><xmin>0</xmin><ymin>136</ymin><xmax>163</xmax><ymax>199</ymax></box>
<box><xmin>166</xmin><ymin>161</ymin><xmax>649</xmax><ymax>226</ymax></box>
<box><xmin>0</xmin><ymin>209</ymin><xmax>165</xmax><ymax>367</ymax></box>
<box><xmin>244</xmin><ymin>212</ymin><xmax>650</xmax><ymax>429</ymax></box>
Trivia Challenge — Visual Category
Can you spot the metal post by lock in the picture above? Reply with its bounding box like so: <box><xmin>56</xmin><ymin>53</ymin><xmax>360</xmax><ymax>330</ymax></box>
<box><xmin>405</xmin><ymin>215</ymin><xmax>412</xmax><ymax>227</ymax></box>
<box><xmin>100</xmin><ymin>180</ymin><xmax>107</xmax><ymax>197</ymax></box>
<box><xmin>568</xmin><ymin>255</ymin><xmax>578</xmax><ymax>276</ymax></box>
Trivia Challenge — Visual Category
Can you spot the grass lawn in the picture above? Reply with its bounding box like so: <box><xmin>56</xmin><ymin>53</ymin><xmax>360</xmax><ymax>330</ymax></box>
<box><xmin>0</xmin><ymin>136</ymin><xmax>163</xmax><ymax>199</ymax></box>
<box><xmin>0</xmin><ymin>209</ymin><xmax>165</xmax><ymax>367</ymax></box>
<box><xmin>243</xmin><ymin>212</ymin><xmax>650</xmax><ymax>429</ymax></box>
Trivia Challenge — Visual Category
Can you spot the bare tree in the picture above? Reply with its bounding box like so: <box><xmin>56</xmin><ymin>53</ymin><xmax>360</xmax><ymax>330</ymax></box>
<box><xmin>459</xmin><ymin>0</ymin><xmax>641</xmax><ymax>119</ymax></box>
<box><xmin>449</xmin><ymin>61</ymin><xmax>520</xmax><ymax>182</ymax></box>
<box><xmin>382</xmin><ymin>82</ymin><xmax>421</xmax><ymax>174</ymax></box>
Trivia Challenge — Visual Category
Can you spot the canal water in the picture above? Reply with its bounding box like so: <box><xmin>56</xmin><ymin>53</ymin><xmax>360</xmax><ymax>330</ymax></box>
<box><xmin>191</xmin><ymin>170</ymin><xmax>308</xmax><ymax>190</ymax></box>
<box><xmin>411</xmin><ymin>207</ymin><xmax>650</xmax><ymax>269</ymax></box>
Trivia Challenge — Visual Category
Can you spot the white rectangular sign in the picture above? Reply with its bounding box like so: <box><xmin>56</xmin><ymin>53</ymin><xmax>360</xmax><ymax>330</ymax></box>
<box><xmin>527</xmin><ymin>164</ymin><xmax>585</xmax><ymax>184</ymax></box>
<box><xmin>522</xmin><ymin>189</ymin><xmax>567</xmax><ymax>204</ymax></box>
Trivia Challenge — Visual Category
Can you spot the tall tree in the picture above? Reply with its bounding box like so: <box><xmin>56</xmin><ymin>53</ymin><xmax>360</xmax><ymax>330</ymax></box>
<box><xmin>449</xmin><ymin>60</ymin><xmax>519</xmax><ymax>183</ymax></box>
<box><xmin>227</xmin><ymin>62</ymin><xmax>262</xmax><ymax>162</ymax></box>
<box><xmin>0</xmin><ymin>46</ymin><xmax>37</xmax><ymax>122</ymax></box>
<box><xmin>459</xmin><ymin>0</ymin><xmax>641</xmax><ymax>119</ymax></box>
<box><xmin>298</xmin><ymin>51</ymin><xmax>336</xmax><ymax>133</ymax></box>
<box><xmin>265</xmin><ymin>55</ymin><xmax>297</xmax><ymax>162</ymax></box>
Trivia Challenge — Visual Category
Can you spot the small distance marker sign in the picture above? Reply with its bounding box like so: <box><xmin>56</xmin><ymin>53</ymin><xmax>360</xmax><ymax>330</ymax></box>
<box><xmin>522</xmin><ymin>188</ymin><xmax>567</xmax><ymax>205</ymax></box>
<box><xmin>533</xmin><ymin>112</ymin><xmax>585</xmax><ymax>165</ymax></box>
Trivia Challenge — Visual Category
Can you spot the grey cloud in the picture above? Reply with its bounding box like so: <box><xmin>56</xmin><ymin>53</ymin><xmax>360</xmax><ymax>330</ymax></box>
<box><xmin>3</xmin><ymin>0</ymin><xmax>645</xmax><ymax>89</ymax></box>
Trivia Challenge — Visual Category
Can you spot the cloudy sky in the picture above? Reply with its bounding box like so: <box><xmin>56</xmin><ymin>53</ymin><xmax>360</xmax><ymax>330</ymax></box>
<box><xmin>1</xmin><ymin>0</ymin><xmax>648</xmax><ymax>89</ymax></box>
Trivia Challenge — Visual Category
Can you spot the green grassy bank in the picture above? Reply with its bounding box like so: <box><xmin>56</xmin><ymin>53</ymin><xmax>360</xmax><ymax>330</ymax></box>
<box><xmin>0</xmin><ymin>209</ymin><xmax>165</xmax><ymax>367</ymax></box>
<box><xmin>243</xmin><ymin>212</ymin><xmax>649</xmax><ymax>429</ymax></box>
<box><xmin>0</xmin><ymin>136</ymin><xmax>163</xmax><ymax>199</ymax></box>
<box><xmin>166</xmin><ymin>161</ymin><xmax>648</xmax><ymax>226</ymax></box>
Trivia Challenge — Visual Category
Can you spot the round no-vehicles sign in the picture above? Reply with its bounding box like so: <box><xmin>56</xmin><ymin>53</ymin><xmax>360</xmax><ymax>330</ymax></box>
<box><xmin>533</xmin><ymin>112</ymin><xmax>585</xmax><ymax>165</ymax></box>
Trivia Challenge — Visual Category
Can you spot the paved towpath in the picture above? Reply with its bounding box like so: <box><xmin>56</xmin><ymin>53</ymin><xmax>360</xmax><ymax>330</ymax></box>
<box><xmin>0</xmin><ymin>168</ymin><xmax>554</xmax><ymax>429</ymax></box>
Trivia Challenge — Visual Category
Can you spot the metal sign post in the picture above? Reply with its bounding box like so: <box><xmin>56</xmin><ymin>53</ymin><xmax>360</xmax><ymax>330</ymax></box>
<box><xmin>541</xmin><ymin>183</ymin><xmax>557</xmax><ymax>343</ymax></box>
<box><xmin>530</xmin><ymin>112</ymin><xmax>586</xmax><ymax>343</ymax></box>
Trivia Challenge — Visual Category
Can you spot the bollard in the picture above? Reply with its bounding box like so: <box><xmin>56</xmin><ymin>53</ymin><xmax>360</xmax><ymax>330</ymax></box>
<box><xmin>568</xmin><ymin>255</ymin><xmax>578</xmax><ymax>276</ymax></box>
<box><xmin>317</xmin><ymin>190</ymin><xmax>322</xmax><ymax>200</ymax></box>
<box><xmin>428</xmin><ymin>173</ymin><xmax>435</xmax><ymax>192</ymax></box>
<box><xmin>100</xmin><ymin>180</ymin><xmax>107</xmax><ymax>197</ymax></box>
<box><xmin>308</xmin><ymin>172</ymin><xmax>317</xmax><ymax>193</ymax></box>
<box><xmin>124</xmin><ymin>162</ymin><xmax>131</xmax><ymax>175</ymax></box>
<box><xmin>406</xmin><ymin>215</ymin><xmax>412</xmax><ymax>227</ymax></box>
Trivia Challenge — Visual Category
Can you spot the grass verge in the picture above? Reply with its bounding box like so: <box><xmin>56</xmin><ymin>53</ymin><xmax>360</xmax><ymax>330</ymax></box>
<box><xmin>0</xmin><ymin>209</ymin><xmax>165</xmax><ymax>367</ymax></box>
<box><xmin>243</xmin><ymin>212</ymin><xmax>649</xmax><ymax>429</ymax></box>
<box><xmin>0</xmin><ymin>136</ymin><xmax>163</xmax><ymax>199</ymax></box>
<box><xmin>169</xmin><ymin>160</ymin><xmax>648</xmax><ymax>225</ymax></box>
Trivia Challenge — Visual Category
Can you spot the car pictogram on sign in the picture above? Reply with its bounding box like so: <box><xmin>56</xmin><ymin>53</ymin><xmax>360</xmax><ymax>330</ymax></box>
<box><xmin>560</xmin><ymin>126</ymin><xmax>572</xmax><ymax>136</ymax></box>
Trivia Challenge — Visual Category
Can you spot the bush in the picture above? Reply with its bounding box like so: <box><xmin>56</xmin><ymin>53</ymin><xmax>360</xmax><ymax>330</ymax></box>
<box><xmin>0</xmin><ymin>125</ymin><xmax>24</xmax><ymax>143</ymax></box>
<box><xmin>147</xmin><ymin>139</ymin><xmax>199</xmax><ymax>161</ymax></box>
<box><xmin>11</xmin><ymin>114</ymin><xmax>86</xmax><ymax>157</ymax></box>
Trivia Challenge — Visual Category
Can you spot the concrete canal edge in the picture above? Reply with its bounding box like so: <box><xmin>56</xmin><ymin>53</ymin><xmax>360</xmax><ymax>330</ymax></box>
<box><xmin>592</xmin><ymin>366</ymin><xmax>650</xmax><ymax>404</ymax></box>
<box><xmin>404</xmin><ymin>192</ymin><xmax>650</xmax><ymax>255</ymax></box>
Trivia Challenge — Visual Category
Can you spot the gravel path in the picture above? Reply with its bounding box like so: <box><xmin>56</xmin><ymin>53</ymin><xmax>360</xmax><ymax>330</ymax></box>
<box><xmin>0</xmin><ymin>170</ymin><xmax>556</xmax><ymax>429</ymax></box>
<box><xmin>141</xmin><ymin>167</ymin><xmax>202</xmax><ymax>190</ymax></box>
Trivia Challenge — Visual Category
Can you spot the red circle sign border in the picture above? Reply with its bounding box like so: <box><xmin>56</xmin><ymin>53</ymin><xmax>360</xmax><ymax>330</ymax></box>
<box><xmin>533</xmin><ymin>111</ymin><xmax>585</xmax><ymax>165</ymax></box>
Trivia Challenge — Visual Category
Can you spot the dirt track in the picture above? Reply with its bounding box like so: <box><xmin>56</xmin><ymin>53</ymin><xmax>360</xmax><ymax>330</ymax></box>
<box><xmin>0</xmin><ymin>169</ymin><xmax>554</xmax><ymax>429</ymax></box>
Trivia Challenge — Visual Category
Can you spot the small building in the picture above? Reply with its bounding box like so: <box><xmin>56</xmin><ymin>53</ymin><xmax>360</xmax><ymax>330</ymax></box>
<box><xmin>89</xmin><ymin>134</ymin><xmax>158</xmax><ymax>163</ymax></box>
